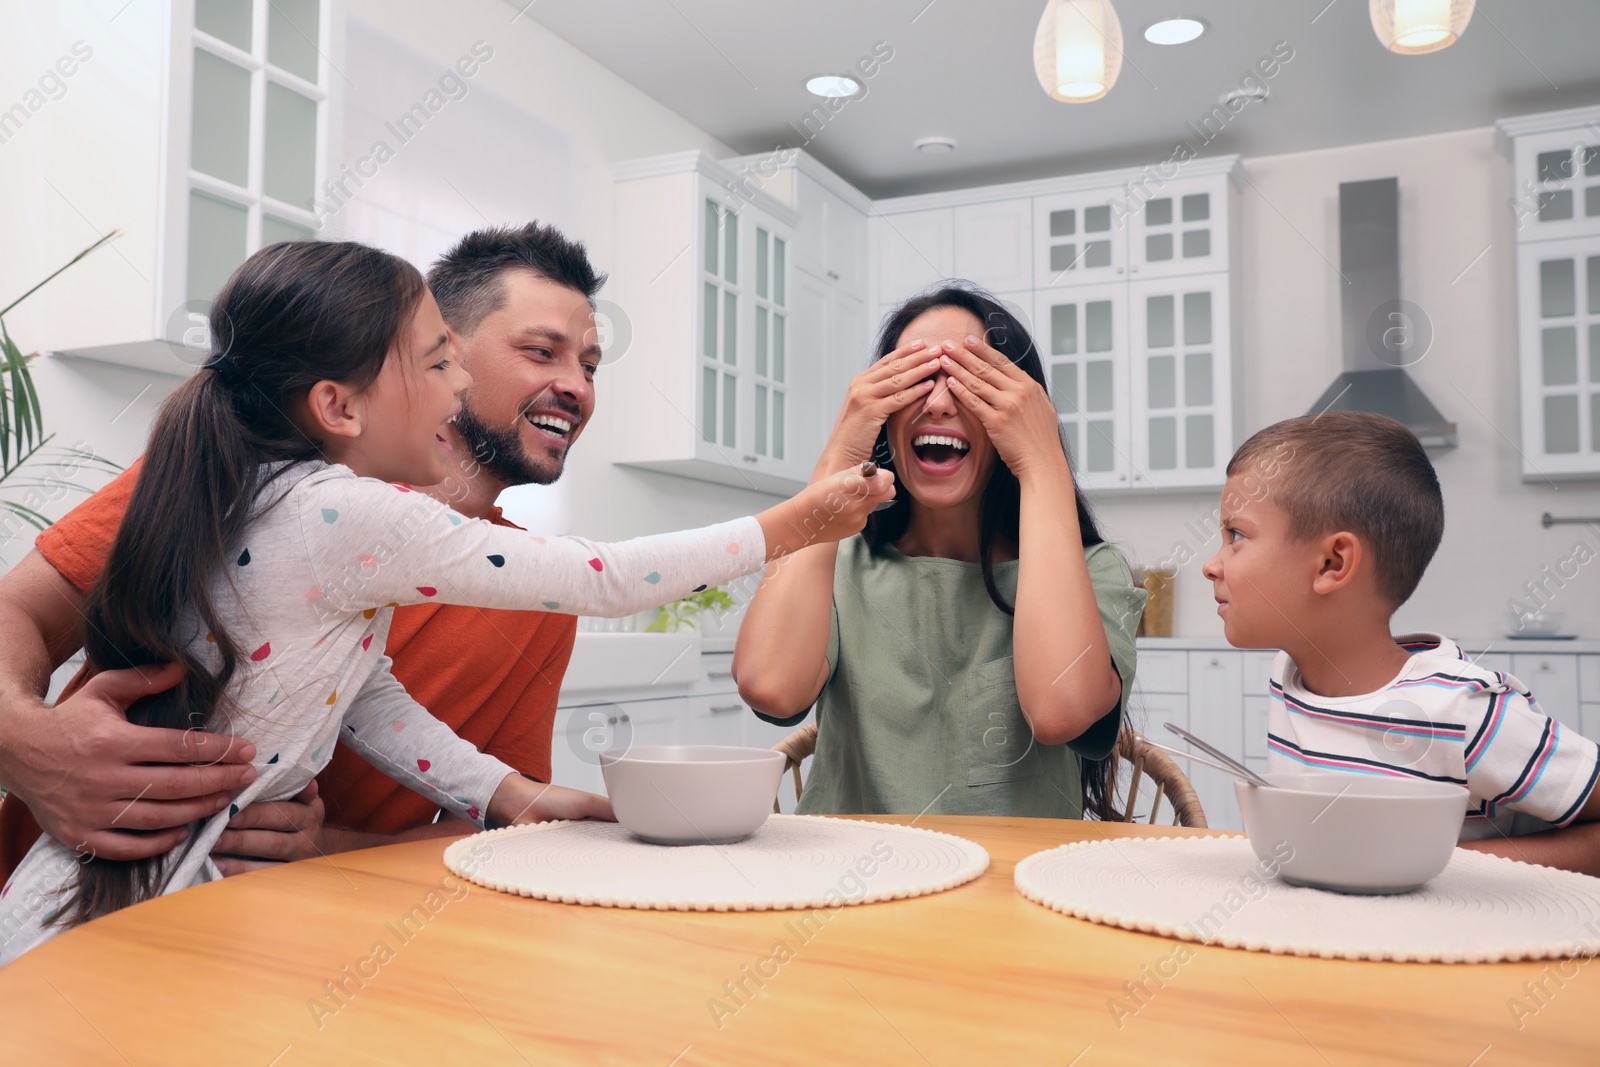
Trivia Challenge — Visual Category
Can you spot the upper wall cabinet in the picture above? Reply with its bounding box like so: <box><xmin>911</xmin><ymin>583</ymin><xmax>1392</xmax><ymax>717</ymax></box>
<box><xmin>610</xmin><ymin>152</ymin><xmax>818</xmax><ymax>495</ymax></box>
<box><xmin>39</xmin><ymin>0</ymin><xmax>333</xmax><ymax>375</ymax></box>
<box><xmin>1499</xmin><ymin>105</ymin><xmax>1600</xmax><ymax>480</ymax></box>
<box><xmin>872</xmin><ymin>155</ymin><xmax>1243</xmax><ymax>493</ymax></box>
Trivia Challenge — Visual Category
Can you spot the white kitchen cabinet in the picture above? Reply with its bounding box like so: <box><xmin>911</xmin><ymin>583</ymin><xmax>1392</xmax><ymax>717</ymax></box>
<box><xmin>1498</xmin><ymin>108</ymin><xmax>1600</xmax><ymax>244</ymax></box>
<box><xmin>1581</xmin><ymin>655</ymin><xmax>1600</xmax><ymax>698</ymax></box>
<box><xmin>1513</xmin><ymin>653</ymin><xmax>1582</xmax><ymax>731</ymax></box>
<box><xmin>683</xmin><ymin>692</ymin><xmax>749</xmax><ymax>746</ymax></box>
<box><xmin>954</xmin><ymin>198</ymin><xmax>1033</xmax><ymax>293</ymax></box>
<box><xmin>1035</xmin><ymin>282</ymin><xmax>1129</xmax><ymax>490</ymax></box>
<box><xmin>1240</xmin><ymin>651</ymin><xmax>1278</xmax><ymax>694</ymax></box>
<box><xmin>611</xmin><ymin>153</ymin><xmax>818</xmax><ymax>493</ymax></box>
<box><xmin>550</xmin><ymin>696</ymin><xmax>685</xmax><ymax>795</ymax></box>
<box><xmin>1186</xmin><ymin>650</ymin><xmax>1245</xmax><ymax>830</ymax></box>
<box><xmin>1128</xmin><ymin>273</ymin><xmax>1234</xmax><ymax>488</ymax></box>
<box><xmin>37</xmin><ymin>0</ymin><xmax>331</xmax><ymax>374</ymax></box>
<box><xmin>1135</xmin><ymin>650</ymin><xmax>1188</xmax><ymax>694</ymax></box>
<box><xmin>792</xmin><ymin>169</ymin><xmax>868</xmax><ymax>295</ymax></box>
<box><xmin>1514</xmin><ymin>237</ymin><xmax>1600</xmax><ymax>475</ymax></box>
<box><xmin>725</xmin><ymin>152</ymin><xmax>873</xmax><ymax>482</ymax></box>
<box><xmin>1032</xmin><ymin>188</ymin><xmax>1126</xmax><ymax>289</ymax></box>
<box><xmin>1126</xmin><ymin>174</ymin><xmax>1232</xmax><ymax>279</ymax></box>
<box><xmin>1129</xmin><ymin>689</ymin><xmax>1187</xmax><ymax>737</ymax></box>
<box><xmin>1498</xmin><ymin>106</ymin><xmax>1600</xmax><ymax>480</ymax></box>
<box><xmin>875</xmin><ymin>208</ymin><xmax>954</xmax><ymax>310</ymax></box>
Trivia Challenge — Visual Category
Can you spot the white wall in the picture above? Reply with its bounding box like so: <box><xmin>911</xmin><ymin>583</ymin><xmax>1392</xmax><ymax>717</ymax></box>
<box><xmin>1093</xmin><ymin>126</ymin><xmax>1600</xmax><ymax>643</ymax></box>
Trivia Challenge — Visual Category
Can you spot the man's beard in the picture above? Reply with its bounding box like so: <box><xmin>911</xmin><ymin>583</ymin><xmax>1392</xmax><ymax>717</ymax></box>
<box><xmin>452</xmin><ymin>404</ymin><xmax>570</xmax><ymax>487</ymax></box>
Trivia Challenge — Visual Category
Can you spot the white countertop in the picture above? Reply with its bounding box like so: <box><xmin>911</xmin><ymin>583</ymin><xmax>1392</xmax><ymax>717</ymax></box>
<box><xmin>1135</xmin><ymin>635</ymin><xmax>1600</xmax><ymax>654</ymax></box>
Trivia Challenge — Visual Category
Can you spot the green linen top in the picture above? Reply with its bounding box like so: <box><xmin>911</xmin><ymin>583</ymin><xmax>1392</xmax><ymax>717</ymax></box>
<box><xmin>783</xmin><ymin>535</ymin><xmax>1146</xmax><ymax>819</ymax></box>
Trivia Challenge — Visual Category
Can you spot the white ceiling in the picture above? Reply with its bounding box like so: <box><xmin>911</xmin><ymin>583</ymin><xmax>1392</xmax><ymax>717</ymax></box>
<box><xmin>517</xmin><ymin>0</ymin><xmax>1600</xmax><ymax>198</ymax></box>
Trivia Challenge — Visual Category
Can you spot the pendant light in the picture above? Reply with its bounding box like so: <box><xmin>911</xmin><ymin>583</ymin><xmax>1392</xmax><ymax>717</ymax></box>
<box><xmin>1369</xmin><ymin>0</ymin><xmax>1475</xmax><ymax>55</ymax></box>
<box><xmin>1033</xmin><ymin>0</ymin><xmax>1124</xmax><ymax>104</ymax></box>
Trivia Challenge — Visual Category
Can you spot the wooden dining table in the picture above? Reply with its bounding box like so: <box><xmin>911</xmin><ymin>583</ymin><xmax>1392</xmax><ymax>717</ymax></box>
<box><xmin>0</xmin><ymin>815</ymin><xmax>1594</xmax><ymax>1065</ymax></box>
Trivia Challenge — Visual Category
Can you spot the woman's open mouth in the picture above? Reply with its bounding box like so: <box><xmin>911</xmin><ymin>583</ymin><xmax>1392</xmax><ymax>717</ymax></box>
<box><xmin>910</xmin><ymin>432</ymin><xmax>970</xmax><ymax>475</ymax></box>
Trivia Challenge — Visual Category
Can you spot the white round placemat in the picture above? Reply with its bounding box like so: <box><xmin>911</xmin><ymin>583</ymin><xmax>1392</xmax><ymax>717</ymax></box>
<box><xmin>445</xmin><ymin>815</ymin><xmax>989</xmax><ymax>911</ymax></box>
<box><xmin>1015</xmin><ymin>835</ymin><xmax>1600</xmax><ymax>962</ymax></box>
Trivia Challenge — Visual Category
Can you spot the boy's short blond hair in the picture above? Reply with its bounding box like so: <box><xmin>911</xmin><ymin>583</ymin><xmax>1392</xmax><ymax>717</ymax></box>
<box><xmin>1227</xmin><ymin>411</ymin><xmax>1443</xmax><ymax>606</ymax></box>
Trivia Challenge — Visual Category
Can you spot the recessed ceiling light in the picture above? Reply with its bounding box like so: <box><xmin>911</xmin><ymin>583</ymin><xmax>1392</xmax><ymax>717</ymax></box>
<box><xmin>1144</xmin><ymin>17</ymin><xmax>1205</xmax><ymax>45</ymax></box>
<box><xmin>805</xmin><ymin>75</ymin><xmax>861</xmax><ymax>98</ymax></box>
<box><xmin>915</xmin><ymin>136</ymin><xmax>958</xmax><ymax>154</ymax></box>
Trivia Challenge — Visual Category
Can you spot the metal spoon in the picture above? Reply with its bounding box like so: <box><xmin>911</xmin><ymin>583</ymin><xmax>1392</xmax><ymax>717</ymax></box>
<box><xmin>1159</xmin><ymin>722</ymin><xmax>1274</xmax><ymax>788</ymax></box>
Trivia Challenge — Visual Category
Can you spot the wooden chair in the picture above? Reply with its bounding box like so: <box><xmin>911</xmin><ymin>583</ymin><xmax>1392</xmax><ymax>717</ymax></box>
<box><xmin>1114</xmin><ymin>728</ymin><xmax>1208</xmax><ymax>828</ymax></box>
<box><xmin>770</xmin><ymin>721</ymin><xmax>817</xmax><ymax>813</ymax></box>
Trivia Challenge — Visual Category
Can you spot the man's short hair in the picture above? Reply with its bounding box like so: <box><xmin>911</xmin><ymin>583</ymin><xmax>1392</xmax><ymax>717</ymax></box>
<box><xmin>1228</xmin><ymin>411</ymin><xmax>1444</xmax><ymax>607</ymax></box>
<box><xmin>428</xmin><ymin>222</ymin><xmax>606</xmax><ymax>336</ymax></box>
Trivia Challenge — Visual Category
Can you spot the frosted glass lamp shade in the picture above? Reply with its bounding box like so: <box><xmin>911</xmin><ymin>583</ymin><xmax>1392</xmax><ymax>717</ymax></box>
<box><xmin>1033</xmin><ymin>0</ymin><xmax>1123</xmax><ymax>103</ymax></box>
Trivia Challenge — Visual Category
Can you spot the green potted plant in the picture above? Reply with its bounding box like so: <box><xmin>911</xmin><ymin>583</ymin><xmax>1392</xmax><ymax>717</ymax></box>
<box><xmin>645</xmin><ymin>584</ymin><xmax>737</xmax><ymax>634</ymax></box>
<box><xmin>1</xmin><ymin>233</ymin><xmax>126</xmax><ymax>558</ymax></box>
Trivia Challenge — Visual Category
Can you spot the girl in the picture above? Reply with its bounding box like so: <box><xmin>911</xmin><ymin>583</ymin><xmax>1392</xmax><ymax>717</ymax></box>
<box><xmin>0</xmin><ymin>241</ymin><xmax>891</xmax><ymax>963</ymax></box>
<box><xmin>734</xmin><ymin>285</ymin><xmax>1145</xmax><ymax>820</ymax></box>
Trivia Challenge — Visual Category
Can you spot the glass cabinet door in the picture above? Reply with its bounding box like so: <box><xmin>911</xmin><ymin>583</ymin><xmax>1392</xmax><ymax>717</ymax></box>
<box><xmin>699</xmin><ymin>196</ymin><xmax>742</xmax><ymax>451</ymax></box>
<box><xmin>752</xmin><ymin>226</ymin><xmax>788</xmax><ymax>463</ymax></box>
<box><xmin>1512</xmin><ymin>129</ymin><xmax>1600</xmax><ymax>244</ymax></box>
<box><xmin>1031</xmin><ymin>191</ymin><xmax>1127</xmax><ymax>289</ymax></box>
<box><xmin>1127</xmin><ymin>174</ymin><xmax>1230</xmax><ymax>279</ymax></box>
<box><xmin>185</xmin><ymin>0</ymin><xmax>325</xmax><ymax>307</ymax></box>
<box><xmin>1517</xmin><ymin>238</ymin><xmax>1600</xmax><ymax>475</ymax></box>
<box><xmin>1034</xmin><ymin>283</ymin><xmax>1129</xmax><ymax>491</ymax></box>
<box><xmin>1129</xmin><ymin>275</ymin><xmax>1232</xmax><ymax>488</ymax></box>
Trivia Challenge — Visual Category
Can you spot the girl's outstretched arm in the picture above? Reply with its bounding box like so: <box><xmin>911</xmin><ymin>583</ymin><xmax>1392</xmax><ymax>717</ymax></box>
<box><xmin>304</xmin><ymin>464</ymin><xmax>893</xmax><ymax>620</ymax></box>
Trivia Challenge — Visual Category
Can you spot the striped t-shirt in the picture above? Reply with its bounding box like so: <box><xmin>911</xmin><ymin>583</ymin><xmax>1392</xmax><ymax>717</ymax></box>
<box><xmin>1267</xmin><ymin>634</ymin><xmax>1600</xmax><ymax>841</ymax></box>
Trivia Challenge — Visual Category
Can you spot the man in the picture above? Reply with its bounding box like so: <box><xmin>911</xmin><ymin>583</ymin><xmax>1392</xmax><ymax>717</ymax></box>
<box><xmin>0</xmin><ymin>222</ymin><xmax>603</xmax><ymax>879</ymax></box>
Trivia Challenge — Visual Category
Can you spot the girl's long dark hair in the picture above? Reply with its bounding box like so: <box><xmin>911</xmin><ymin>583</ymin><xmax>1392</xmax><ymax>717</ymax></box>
<box><xmin>862</xmin><ymin>283</ymin><xmax>1122</xmax><ymax>820</ymax></box>
<box><xmin>63</xmin><ymin>241</ymin><xmax>426</xmax><ymax>925</ymax></box>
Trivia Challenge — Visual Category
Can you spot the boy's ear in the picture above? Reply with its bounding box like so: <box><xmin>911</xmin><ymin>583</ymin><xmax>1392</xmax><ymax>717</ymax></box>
<box><xmin>304</xmin><ymin>379</ymin><xmax>365</xmax><ymax>440</ymax></box>
<box><xmin>1310</xmin><ymin>531</ymin><xmax>1363</xmax><ymax>596</ymax></box>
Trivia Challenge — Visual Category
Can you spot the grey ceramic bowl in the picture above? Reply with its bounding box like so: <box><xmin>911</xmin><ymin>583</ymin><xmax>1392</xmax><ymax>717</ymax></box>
<box><xmin>599</xmin><ymin>745</ymin><xmax>785</xmax><ymax>845</ymax></box>
<box><xmin>1236</xmin><ymin>772</ymin><xmax>1469</xmax><ymax>894</ymax></box>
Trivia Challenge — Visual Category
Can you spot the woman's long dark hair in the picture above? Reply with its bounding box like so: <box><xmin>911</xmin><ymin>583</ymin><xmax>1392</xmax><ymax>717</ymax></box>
<box><xmin>862</xmin><ymin>283</ymin><xmax>1122</xmax><ymax>820</ymax></box>
<box><xmin>63</xmin><ymin>241</ymin><xmax>427</xmax><ymax>925</ymax></box>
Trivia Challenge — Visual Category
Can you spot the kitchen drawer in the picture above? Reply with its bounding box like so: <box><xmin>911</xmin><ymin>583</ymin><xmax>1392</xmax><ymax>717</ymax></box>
<box><xmin>1475</xmin><ymin>653</ymin><xmax>1513</xmax><ymax>679</ymax></box>
<box><xmin>551</xmin><ymin>696</ymin><xmax>686</xmax><ymax>794</ymax></box>
<box><xmin>1129</xmin><ymin>689</ymin><xmax>1187</xmax><ymax>736</ymax></box>
<box><xmin>1580</xmin><ymin>655</ymin><xmax>1600</xmax><ymax>703</ymax></box>
<box><xmin>695</xmin><ymin>651</ymin><xmax>738</xmax><ymax>695</ymax></box>
<box><xmin>1242</xmin><ymin>695</ymin><xmax>1272</xmax><ymax>760</ymax></box>
<box><xmin>1583</xmin><ymin>704</ymin><xmax>1600</xmax><ymax>744</ymax></box>
<box><xmin>1138</xmin><ymin>651</ymin><xmax>1188</xmax><ymax>694</ymax></box>
<box><xmin>1240</xmin><ymin>651</ymin><xmax>1278</xmax><ymax>697</ymax></box>
<box><xmin>1512</xmin><ymin>654</ymin><xmax>1581</xmax><ymax>731</ymax></box>
<box><xmin>683</xmin><ymin>693</ymin><xmax>748</xmax><ymax>746</ymax></box>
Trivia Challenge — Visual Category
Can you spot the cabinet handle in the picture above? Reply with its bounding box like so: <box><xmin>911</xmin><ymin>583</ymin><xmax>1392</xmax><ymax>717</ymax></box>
<box><xmin>742</xmin><ymin>455</ymin><xmax>758</xmax><ymax>463</ymax></box>
<box><xmin>606</xmin><ymin>716</ymin><xmax>618</xmax><ymax>725</ymax></box>
<box><xmin>1118</xmin><ymin>474</ymin><xmax>1127</xmax><ymax>481</ymax></box>
<box><xmin>827</xmin><ymin>270</ymin><xmax>839</xmax><ymax>280</ymax></box>
<box><xmin>707</xmin><ymin>670</ymin><xmax>734</xmax><ymax>679</ymax></box>
<box><xmin>1539</xmin><ymin>661</ymin><xmax>1551</xmax><ymax>671</ymax></box>
<box><xmin>1209</xmin><ymin>657</ymin><xmax>1220</xmax><ymax>667</ymax></box>
<box><xmin>620</xmin><ymin>713</ymin><xmax>631</xmax><ymax>723</ymax></box>
<box><xmin>1116</xmin><ymin>267</ymin><xmax>1124</xmax><ymax>274</ymax></box>
<box><xmin>709</xmin><ymin>703</ymin><xmax>743</xmax><ymax>714</ymax></box>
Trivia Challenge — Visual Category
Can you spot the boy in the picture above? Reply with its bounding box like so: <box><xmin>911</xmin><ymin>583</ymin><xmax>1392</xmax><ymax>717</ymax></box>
<box><xmin>1201</xmin><ymin>411</ymin><xmax>1600</xmax><ymax>876</ymax></box>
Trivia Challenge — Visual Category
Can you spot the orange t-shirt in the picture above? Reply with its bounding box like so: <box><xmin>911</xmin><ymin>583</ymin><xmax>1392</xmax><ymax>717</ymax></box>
<box><xmin>0</xmin><ymin>459</ymin><xmax>575</xmax><ymax>881</ymax></box>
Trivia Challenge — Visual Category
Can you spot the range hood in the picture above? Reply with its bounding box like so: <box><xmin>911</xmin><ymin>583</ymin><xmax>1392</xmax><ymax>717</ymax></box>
<box><xmin>1305</xmin><ymin>177</ymin><xmax>1458</xmax><ymax>448</ymax></box>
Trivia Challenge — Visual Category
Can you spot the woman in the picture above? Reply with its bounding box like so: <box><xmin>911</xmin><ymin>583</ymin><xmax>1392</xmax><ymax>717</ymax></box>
<box><xmin>734</xmin><ymin>284</ymin><xmax>1145</xmax><ymax>819</ymax></box>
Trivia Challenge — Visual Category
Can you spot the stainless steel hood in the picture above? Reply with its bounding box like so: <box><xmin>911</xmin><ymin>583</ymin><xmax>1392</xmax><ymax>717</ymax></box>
<box><xmin>1305</xmin><ymin>177</ymin><xmax>1458</xmax><ymax>448</ymax></box>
